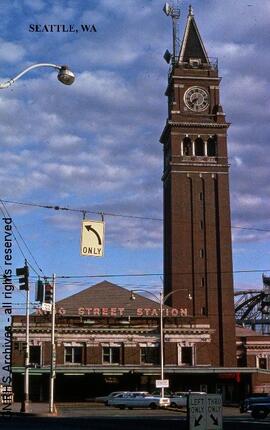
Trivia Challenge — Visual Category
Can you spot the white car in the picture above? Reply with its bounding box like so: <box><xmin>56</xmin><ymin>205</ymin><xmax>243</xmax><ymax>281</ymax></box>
<box><xmin>108</xmin><ymin>392</ymin><xmax>170</xmax><ymax>409</ymax></box>
<box><xmin>170</xmin><ymin>392</ymin><xmax>207</xmax><ymax>408</ymax></box>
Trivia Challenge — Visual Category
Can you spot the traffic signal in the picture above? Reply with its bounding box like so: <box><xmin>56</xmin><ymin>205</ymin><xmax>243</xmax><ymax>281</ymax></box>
<box><xmin>44</xmin><ymin>283</ymin><xmax>53</xmax><ymax>304</ymax></box>
<box><xmin>36</xmin><ymin>280</ymin><xmax>44</xmax><ymax>302</ymax></box>
<box><xmin>16</xmin><ymin>266</ymin><xmax>29</xmax><ymax>290</ymax></box>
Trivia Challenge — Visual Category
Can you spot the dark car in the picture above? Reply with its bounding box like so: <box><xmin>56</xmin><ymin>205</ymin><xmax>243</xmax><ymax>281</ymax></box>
<box><xmin>240</xmin><ymin>393</ymin><xmax>270</xmax><ymax>412</ymax></box>
<box><xmin>240</xmin><ymin>395</ymin><xmax>270</xmax><ymax>419</ymax></box>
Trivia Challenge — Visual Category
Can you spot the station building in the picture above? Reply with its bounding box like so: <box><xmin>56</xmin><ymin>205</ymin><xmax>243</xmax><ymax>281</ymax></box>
<box><xmin>11</xmin><ymin>281</ymin><xmax>270</xmax><ymax>402</ymax></box>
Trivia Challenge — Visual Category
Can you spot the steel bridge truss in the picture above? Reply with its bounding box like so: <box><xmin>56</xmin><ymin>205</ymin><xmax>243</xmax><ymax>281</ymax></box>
<box><xmin>234</xmin><ymin>275</ymin><xmax>270</xmax><ymax>334</ymax></box>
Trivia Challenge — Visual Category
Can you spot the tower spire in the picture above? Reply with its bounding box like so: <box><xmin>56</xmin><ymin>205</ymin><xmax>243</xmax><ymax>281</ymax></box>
<box><xmin>179</xmin><ymin>6</ymin><xmax>209</xmax><ymax>64</ymax></box>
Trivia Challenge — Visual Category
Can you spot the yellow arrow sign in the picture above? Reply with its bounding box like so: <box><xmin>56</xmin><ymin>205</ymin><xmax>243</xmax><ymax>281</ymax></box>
<box><xmin>81</xmin><ymin>220</ymin><xmax>105</xmax><ymax>257</ymax></box>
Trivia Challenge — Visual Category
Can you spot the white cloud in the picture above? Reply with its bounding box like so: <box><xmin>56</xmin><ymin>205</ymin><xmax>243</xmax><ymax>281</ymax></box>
<box><xmin>0</xmin><ymin>39</ymin><xmax>26</xmax><ymax>63</ymax></box>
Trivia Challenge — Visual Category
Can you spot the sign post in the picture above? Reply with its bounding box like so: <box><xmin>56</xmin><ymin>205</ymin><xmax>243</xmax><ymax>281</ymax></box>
<box><xmin>81</xmin><ymin>220</ymin><xmax>105</xmax><ymax>257</ymax></box>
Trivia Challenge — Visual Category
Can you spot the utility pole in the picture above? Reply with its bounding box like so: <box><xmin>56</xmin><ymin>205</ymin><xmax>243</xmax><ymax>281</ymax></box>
<box><xmin>49</xmin><ymin>274</ymin><xmax>56</xmax><ymax>413</ymax></box>
<box><xmin>22</xmin><ymin>283</ymin><xmax>30</xmax><ymax>412</ymax></box>
<box><xmin>16</xmin><ymin>261</ymin><xmax>30</xmax><ymax>413</ymax></box>
<box><xmin>159</xmin><ymin>291</ymin><xmax>165</xmax><ymax>398</ymax></box>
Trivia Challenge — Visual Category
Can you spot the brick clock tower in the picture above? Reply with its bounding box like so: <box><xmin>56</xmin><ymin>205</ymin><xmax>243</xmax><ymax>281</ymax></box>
<box><xmin>160</xmin><ymin>7</ymin><xmax>236</xmax><ymax>366</ymax></box>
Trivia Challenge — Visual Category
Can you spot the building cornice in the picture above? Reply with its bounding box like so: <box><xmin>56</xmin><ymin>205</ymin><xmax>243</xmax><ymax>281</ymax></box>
<box><xmin>160</xmin><ymin>120</ymin><xmax>229</xmax><ymax>143</ymax></box>
<box><xmin>12</xmin><ymin>365</ymin><xmax>270</xmax><ymax>376</ymax></box>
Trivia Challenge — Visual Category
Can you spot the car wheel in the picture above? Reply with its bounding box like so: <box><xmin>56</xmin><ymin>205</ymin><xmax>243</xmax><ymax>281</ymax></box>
<box><xmin>150</xmin><ymin>403</ymin><xmax>157</xmax><ymax>410</ymax></box>
<box><xmin>251</xmin><ymin>409</ymin><xmax>268</xmax><ymax>419</ymax></box>
<box><xmin>171</xmin><ymin>402</ymin><xmax>177</xmax><ymax>408</ymax></box>
<box><xmin>119</xmin><ymin>405</ymin><xmax>125</xmax><ymax>410</ymax></box>
<box><xmin>128</xmin><ymin>407</ymin><xmax>133</xmax><ymax>410</ymax></box>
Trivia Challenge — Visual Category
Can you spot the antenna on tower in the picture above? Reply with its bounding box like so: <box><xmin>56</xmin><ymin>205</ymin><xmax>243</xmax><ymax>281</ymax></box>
<box><xmin>163</xmin><ymin>1</ymin><xmax>181</xmax><ymax>64</ymax></box>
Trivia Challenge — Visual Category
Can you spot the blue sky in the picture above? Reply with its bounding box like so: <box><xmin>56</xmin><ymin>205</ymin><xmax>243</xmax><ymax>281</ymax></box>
<box><xmin>0</xmin><ymin>0</ymin><xmax>270</xmax><ymax>351</ymax></box>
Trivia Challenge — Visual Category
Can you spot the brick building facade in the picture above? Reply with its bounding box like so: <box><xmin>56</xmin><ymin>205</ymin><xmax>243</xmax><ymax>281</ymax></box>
<box><xmin>11</xmin><ymin>281</ymin><xmax>270</xmax><ymax>402</ymax></box>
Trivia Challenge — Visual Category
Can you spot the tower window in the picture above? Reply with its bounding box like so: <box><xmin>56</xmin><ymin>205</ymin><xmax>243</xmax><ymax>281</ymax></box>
<box><xmin>200</xmin><ymin>249</ymin><xmax>204</xmax><ymax>258</ymax></box>
<box><xmin>201</xmin><ymin>277</ymin><xmax>205</xmax><ymax>287</ymax></box>
<box><xmin>207</xmin><ymin>137</ymin><xmax>217</xmax><ymax>156</ymax></box>
<box><xmin>201</xmin><ymin>306</ymin><xmax>207</xmax><ymax>315</ymax></box>
<box><xmin>199</xmin><ymin>192</ymin><xmax>203</xmax><ymax>201</ymax></box>
<box><xmin>183</xmin><ymin>137</ymin><xmax>192</xmax><ymax>156</ymax></box>
<box><xmin>200</xmin><ymin>220</ymin><xmax>204</xmax><ymax>230</ymax></box>
<box><xmin>195</xmin><ymin>137</ymin><xmax>204</xmax><ymax>156</ymax></box>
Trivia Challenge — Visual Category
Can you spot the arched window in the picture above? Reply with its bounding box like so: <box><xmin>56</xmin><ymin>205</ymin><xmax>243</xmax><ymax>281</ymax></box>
<box><xmin>183</xmin><ymin>137</ymin><xmax>192</xmax><ymax>156</ymax></box>
<box><xmin>207</xmin><ymin>137</ymin><xmax>217</xmax><ymax>156</ymax></box>
<box><xmin>195</xmin><ymin>137</ymin><xmax>204</xmax><ymax>156</ymax></box>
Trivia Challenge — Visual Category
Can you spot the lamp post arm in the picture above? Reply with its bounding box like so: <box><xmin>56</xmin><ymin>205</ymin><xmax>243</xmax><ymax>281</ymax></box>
<box><xmin>0</xmin><ymin>63</ymin><xmax>64</xmax><ymax>89</ymax></box>
<box><xmin>130</xmin><ymin>289</ymin><xmax>159</xmax><ymax>302</ymax></box>
<box><xmin>163</xmin><ymin>288</ymin><xmax>191</xmax><ymax>304</ymax></box>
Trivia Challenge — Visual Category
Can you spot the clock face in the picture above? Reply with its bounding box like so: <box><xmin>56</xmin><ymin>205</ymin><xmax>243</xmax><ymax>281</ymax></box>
<box><xmin>184</xmin><ymin>86</ymin><xmax>209</xmax><ymax>112</ymax></box>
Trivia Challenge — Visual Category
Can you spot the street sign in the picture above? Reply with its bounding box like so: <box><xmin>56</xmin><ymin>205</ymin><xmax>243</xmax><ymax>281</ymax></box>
<box><xmin>188</xmin><ymin>394</ymin><xmax>223</xmax><ymax>430</ymax></box>
<box><xmin>155</xmin><ymin>379</ymin><xmax>169</xmax><ymax>388</ymax></box>
<box><xmin>206</xmin><ymin>394</ymin><xmax>223</xmax><ymax>429</ymax></box>
<box><xmin>188</xmin><ymin>394</ymin><xmax>207</xmax><ymax>430</ymax></box>
<box><xmin>41</xmin><ymin>302</ymin><xmax>52</xmax><ymax>312</ymax></box>
<box><xmin>81</xmin><ymin>220</ymin><xmax>105</xmax><ymax>257</ymax></box>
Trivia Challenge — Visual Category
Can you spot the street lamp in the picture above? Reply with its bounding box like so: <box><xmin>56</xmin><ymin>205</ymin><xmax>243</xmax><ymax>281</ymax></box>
<box><xmin>0</xmin><ymin>63</ymin><xmax>75</xmax><ymax>89</ymax></box>
<box><xmin>2</xmin><ymin>62</ymin><xmax>75</xmax><ymax>414</ymax></box>
<box><xmin>130</xmin><ymin>288</ymin><xmax>192</xmax><ymax>398</ymax></box>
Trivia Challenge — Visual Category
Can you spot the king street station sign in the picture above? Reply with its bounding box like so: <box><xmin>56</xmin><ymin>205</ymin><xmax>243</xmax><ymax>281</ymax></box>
<box><xmin>81</xmin><ymin>220</ymin><xmax>105</xmax><ymax>257</ymax></box>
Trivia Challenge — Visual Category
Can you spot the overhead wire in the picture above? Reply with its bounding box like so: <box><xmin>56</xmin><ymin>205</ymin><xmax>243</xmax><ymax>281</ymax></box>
<box><xmin>1</xmin><ymin>199</ymin><xmax>44</xmax><ymax>275</ymax></box>
<box><xmin>1</xmin><ymin>198</ymin><xmax>270</xmax><ymax>234</ymax></box>
<box><xmin>0</xmin><ymin>200</ymin><xmax>44</xmax><ymax>277</ymax></box>
<box><xmin>0</xmin><ymin>267</ymin><xmax>269</xmax><ymax>281</ymax></box>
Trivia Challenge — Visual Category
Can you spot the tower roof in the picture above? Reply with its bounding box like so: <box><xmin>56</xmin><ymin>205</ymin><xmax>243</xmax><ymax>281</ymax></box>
<box><xmin>178</xmin><ymin>5</ymin><xmax>209</xmax><ymax>64</ymax></box>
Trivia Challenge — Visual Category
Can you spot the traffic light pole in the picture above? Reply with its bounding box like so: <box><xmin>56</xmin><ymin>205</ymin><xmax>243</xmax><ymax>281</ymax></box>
<box><xmin>49</xmin><ymin>274</ymin><xmax>56</xmax><ymax>414</ymax></box>
<box><xmin>21</xmin><ymin>286</ymin><xmax>30</xmax><ymax>412</ymax></box>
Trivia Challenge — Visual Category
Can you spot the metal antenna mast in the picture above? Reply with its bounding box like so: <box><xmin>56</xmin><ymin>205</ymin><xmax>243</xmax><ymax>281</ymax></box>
<box><xmin>163</xmin><ymin>1</ymin><xmax>181</xmax><ymax>64</ymax></box>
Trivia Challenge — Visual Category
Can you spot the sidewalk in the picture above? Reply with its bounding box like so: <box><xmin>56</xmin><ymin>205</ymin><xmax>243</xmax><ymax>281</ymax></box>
<box><xmin>0</xmin><ymin>402</ymin><xmax>57</xmax><ymax>417</ymax></box>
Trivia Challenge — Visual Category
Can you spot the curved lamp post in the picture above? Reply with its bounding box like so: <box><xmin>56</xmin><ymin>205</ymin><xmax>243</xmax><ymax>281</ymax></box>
<box><xmin>1</xmin><ymin>62</ymin><xmax>75</xmax><ymax>414</ymax></box>
<box><xmin>0</xmin><ymin>63</ymin><xmax>75</xmax><ymax>89</ymax></box>
<box><xmin>130</xmin><ymin>288</ymin><xmax>192</xmax><ymax>398</ymax></box>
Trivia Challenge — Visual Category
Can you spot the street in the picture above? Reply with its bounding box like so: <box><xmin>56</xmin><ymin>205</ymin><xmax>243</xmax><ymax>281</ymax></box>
<box><xmin>0</xmin><ymin>404</ymin><xmax>270</xmax><ymax>429</ymax></box>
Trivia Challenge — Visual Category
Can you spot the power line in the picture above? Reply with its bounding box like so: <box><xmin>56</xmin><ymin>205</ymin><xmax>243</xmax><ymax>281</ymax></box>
<box><xmin>2</xmin><ymin>198</ymin><xmax>270</xmax><ymax>234</ymax></box>
<box><xmin>46</xmin><ymin>268</ymin><xmax>270</xmax><ymax>279</ymax></box>
<box><xmin>1</xmin><ymin>198</ymin><xmax>161</xmax><ymax>222</ymax></box>
<box><xmin>1</xmin><ymin>200</ymin><xmax>44</xmax><ymax>276</ymax></box>
<box><xmin>0</xmin><ymin>267</ymin><xmax>269</xmax><ymax>281</ymax></box>
<box><xmin>0</xmin><ymin>202</ymin><xmax>41</xmax><ymax>277</ymax></box>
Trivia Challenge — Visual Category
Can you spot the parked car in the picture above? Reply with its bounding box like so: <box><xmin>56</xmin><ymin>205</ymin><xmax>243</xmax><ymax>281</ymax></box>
<box><xmin>170</xmin><ymin>392</ymin><xmax>207</xmax><ymax>408</ymax></box>
<box><xmin>108</xmin><ymin>392</ymin><xmax>170</xmax><ymax>409</ymax></box>
<box><xmin>151</xmin><ymin>389</ymin><xmax>173</xmax><ymax>397</ymax></box>
<box><xmin>95</xmin><ymin>391</ymin><xmax>130</xmax><ymax>405</ymax></box>
<box><xmin>240</xmin><ymin>395</ymin><xmax>270</xmax><ymax>419</ymax></box>
<box><xmin>240</xmin><ymin>393</ymin><xmax>270</xmax><ymax>413</ymax></box>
